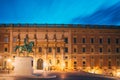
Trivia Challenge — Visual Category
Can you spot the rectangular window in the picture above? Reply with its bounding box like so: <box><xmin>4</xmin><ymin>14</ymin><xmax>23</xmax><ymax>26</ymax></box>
<box><xmin>108</xmin><ymin>61</ymin><xmax>111</xmax><ymax>69</ymax></box>
<box><xmin>74</xmin><ymin>48</ymin><xmax>76</xmax><ymax>53</ymax></box>
<box><xmin>13</xmin><ymin>37</ymin><xmax>17</xmax><ymax>42</ymax></box>
<box><xmin>82</xmin><ymin>47</ymin><xmax>86</xmax><ymax>53</ymax></box>
<box><xmin>108</xmin><ymin>38</ymin><xmax>111</xmax><ymax>44</ymax></box>
<box><xmin>57</xmin><ymin>47</ymin><xmax>60</xmax><ymax>53</ymax></box>
<box><xmin>117</xmin><ymin>61</ymin><xmax>120</xmax><ymax>67</ymax></box>
<box><xmin>100</xmin><ymin>48</ymin><xmax>103</xmax><ymax>53</ymax></box>
<box><xmin>91</xmin><ymin>48</ymin><xmax>94</xmax><ymax>52</ymax></box>
<box><xmin>116</xmin><ymin>48</ymin><xmax>119</xmax><ymax>53</ymax></box>
<box><xmin>100</xmin><ymin>61</ymin><xmax>102</xmax><ymax>68</ymax></box>
<box><xmin>99</xmin><ymin>38</ymin><xmax>102</xmax><ymax>44</ymax></box>
<box><xmin>116</xmin><ymin>38</ymin><xmax>119</xmax><ymax>44</ymax></box>
<box><xmin>73</xmin><ymin>37</ymin><xmax>76</xmax><ymax>43</ymax></box>
<box><xmin>13</xmin><ymin>47</ymin><xmax>15</xmax><ymax>52</ymax></box>
<box><xmin>64</xmin><ymin>47</ymin><xmax>68</xmax><ymax>53</ymax></box>
<box><xmin>108</xmin><ymin>48</ymin><xmax>111</xmax><ymax>53</ymax></box>
<box><xmin>39</xmin><ymin>47</ymin><xmax>42</xmax><ymax>52</ymax></box>
<box><xmin>4</xmin><ymin>37</ymin><xmax>8</xmax><ymax>42</ymax></box>
<box><xmin>82</xmin><ymin>61</ymin><xmax>86</xmax><ymax>69</ymax></box>
<box><xmin>91</xmin><ymin>38</ymin><xmax>94</xmax><ymax>43</ymax></box>
<box><xmin>4</xmin><ymin>48</ymin><xmax>8</xmax><ymax>52</ymax></box>
<box><xmin>64</xmin><ymin>38</ymin><xmax>68</xmax><ymax>44</ymax></box>
<box><xmin>82</xmin><ymin>38</ymin><xmax>86</xmax><ymax>43</ymax></box>
<box><xmin>48</xmin><ymin>47</ymin><xmax>52</xmax><ymax>53</ymax></box>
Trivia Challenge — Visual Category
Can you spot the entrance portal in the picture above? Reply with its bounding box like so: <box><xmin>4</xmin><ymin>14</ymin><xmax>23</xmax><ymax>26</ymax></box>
<box><xmin>37</xmin><ymin>59</ymin><xmax>43</xmax><ymax>70</ymax></box>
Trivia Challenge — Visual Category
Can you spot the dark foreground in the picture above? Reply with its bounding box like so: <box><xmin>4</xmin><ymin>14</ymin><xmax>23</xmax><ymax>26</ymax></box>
<box><xmin>0</xmin><ymin>71</ymin><xmax>119</xmax><ymax>80</ymax></box>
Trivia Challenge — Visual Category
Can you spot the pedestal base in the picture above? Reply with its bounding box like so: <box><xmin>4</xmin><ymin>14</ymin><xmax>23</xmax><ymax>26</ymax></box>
<box><xmin>14</xmin><ymin>57</ymin><xmax>33</xmax><ymax>75</ymax></box>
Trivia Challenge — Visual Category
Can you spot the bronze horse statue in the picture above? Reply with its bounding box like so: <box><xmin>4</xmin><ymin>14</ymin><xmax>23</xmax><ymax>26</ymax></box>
<box><xmin>15</xmin><ymin>38</ymin><xmax>34</xmax><ymax>56</ymax></box>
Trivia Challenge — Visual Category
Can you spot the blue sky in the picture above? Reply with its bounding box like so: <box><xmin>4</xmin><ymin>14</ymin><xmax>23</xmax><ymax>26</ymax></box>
<box><xmin>0</xmin><ymin>0</ymin><xmax>120</xmax><ymax>25</ymax></box>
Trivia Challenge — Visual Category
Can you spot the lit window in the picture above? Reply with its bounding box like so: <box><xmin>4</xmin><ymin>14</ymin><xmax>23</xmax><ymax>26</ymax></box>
<box><xmin>73</xmin><ymin>37</ymin><xmax>76</xmax><ymax>43</ymax></box>
<box><xmin>64</xmin><ymin>38</ymin><xmax>68</xmax><ymax>43</ymax></box>
<box><xmin>57</xmin><ymin>47</ymin><xmax>60</xmax><ymax>53</ymax></box>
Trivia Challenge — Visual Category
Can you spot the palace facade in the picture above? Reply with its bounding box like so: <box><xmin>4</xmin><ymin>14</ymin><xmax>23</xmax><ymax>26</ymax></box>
<box><xmin>0</xmin><ymin>24</ymin><xmax>120</xmax><ymax>75</ymax></box>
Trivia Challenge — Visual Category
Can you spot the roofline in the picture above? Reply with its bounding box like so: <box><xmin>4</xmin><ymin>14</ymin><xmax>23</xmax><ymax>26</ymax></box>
<box><xmin>0</xmin><ymin>24</ymin><xmax>120</xmax><ymax>29</ymax></box>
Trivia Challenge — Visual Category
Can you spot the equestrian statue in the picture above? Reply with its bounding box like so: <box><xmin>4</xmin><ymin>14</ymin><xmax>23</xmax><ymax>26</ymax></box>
<box><xmin>15</xmin><ymin>38</ymin><xmax>34</xmax><ymax>56</ymax></box>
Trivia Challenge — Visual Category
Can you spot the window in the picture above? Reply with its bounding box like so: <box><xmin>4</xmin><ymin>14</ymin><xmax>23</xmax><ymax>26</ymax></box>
<box><xmin>48</xmin><ymin>47</ymin><xmax>52</xmax><ymax>53</ymax></box>
<box><xmin>64</xmin><ymin>38</ymin><xmax>68</xmax><ymax>43</ymax></box>
<box><xmin>73</xmin><ymin>37</ymin><xmax>76</xmax><ymax>43</ymax></box>
<box><xmin>13</xmin><ymin>47</ymin><xmax>15</xmax><ymax>52</ymax></box>
<box><xmin>82</xmin><ymin>61</ymin><xmax>86</xmax><ymax>69</ymax></box>
<box><xmin>57</xmin><ymin>47</ymin><xmax>60</xmax><ymax>53</ymax></box>
<box><xmin>116</xmin><ymin>38</ymin><xmax>119</xmax><ymax>44</ymax></box>
<box><xmin>4</xmin><ymin>48</ymin><xmax>8</xmax><ymax>52</ymax></box>
<box><xmin>108</xmin><ymin>38</ymin><xmax>111</xmax><ymax>44</ymax></box>
<box><xmin>4</xmin><ymin>37</ymin><xmax>8</xmax><ymax>42</ymax></box>
<box><xmin>117</xmin><ymin>61</ymin><xmax>120</xmax><ymax>67</ymax></box>
<box><xmin>91</xmin><ymin>48</ymin><xmax>94</xmax><ymax>52</ymax></box>
<box><xmin>49</xmin><ymin>59</ymin><xmax>52</xmax><ymax>64</ymax></box>
<box><xmin>82</xmin><ymin>38</ymin><xmax>86</xmax><ymax>43</ymax></box>
<box><xmin>82</xmin><ymin>47</ymin><xmax>86</xmax><ymax>53</ymax></box>
<box><xmin>64</xmin><ymin>47</ymin><xmax>68</xmax><ymax>53</ymax></box>
<box><xmin>65</xmin><ymin>62</ymin><xmax>68</xmax><ymax>68</ymax></box>
<box><xmin>100</xmin><ymin>61</ymin><xmax>103</xmax><ymax>68</ymax></box>
<box><xmin>13</xmin><ymin>37</ymin><xmax>17</xmax><ymax>42</ymax></box>
<box><xmin>99</xmin><ymin>48</ymin><xmax>103</xmax><ymax>53</ymax></box>
<box><xmin>108</xmin><ymin>48</ymin><xmax>111</xmax><ymax>53</ymax></box>
<box><xmin>116</xmin><ymin>48</ymin><xmax>119</xmax><ymax>53</ymax></box>
<box><xmin>26</xmin><ymin>34</ymin><xmax>28</xmax><ymax>38</ymax></box>
<box><xmin>39</xmin><ymin>47</ymin><xmax>42</xmax><ymax>52</ymax></box>
<box><xmin>99</xmin><ymin>38</ymin><xmax>102</xmax><ymax>44</ymax></box>
<box><xmin>90</xmin><ymin>38</ymin><xmax>94</xmax><ymax>43</ymax></box>
<box><xmin>57</xmin><ymin>60</ymin><xmax>60</xmax><ymax>64</ymax></box>
<box><xmin>74</xmin><ymin>48</ymin><xmax>76</xmax><ymax>53</ymax></box>
<box><xmin>74</xmin><ymin>61</ymin><xmax>77</xmax><ymax>69</ymax></box>
<box><xmin>108</xmin><ymin>61</ymin><xmax>111</xmax><ymax>69</ymax></box>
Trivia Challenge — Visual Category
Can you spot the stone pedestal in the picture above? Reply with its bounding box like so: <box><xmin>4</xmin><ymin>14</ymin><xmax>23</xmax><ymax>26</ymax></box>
<box><xmin>14</xmin><ymin>57</ymin><xmax>33</xmax><ymax>75</ymax></box>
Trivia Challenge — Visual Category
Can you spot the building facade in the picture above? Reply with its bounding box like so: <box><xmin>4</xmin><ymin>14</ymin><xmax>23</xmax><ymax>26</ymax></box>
<box><xmin>0</xmin><ymin>24</ymin><xmax>120</xmax><ymax>75</ymax></box>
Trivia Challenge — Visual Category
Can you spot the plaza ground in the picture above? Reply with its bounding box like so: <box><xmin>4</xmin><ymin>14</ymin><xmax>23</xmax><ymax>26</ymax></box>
<box><xmin>0</xmin><ymin>70</ymin><xmax>120</xmax><ymax>80</ymax></box>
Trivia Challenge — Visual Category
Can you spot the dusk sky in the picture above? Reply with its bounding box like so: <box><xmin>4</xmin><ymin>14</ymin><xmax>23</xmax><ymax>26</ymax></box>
<box><xmin>0</xmin><ymin>0</ymin><xmax>120</xmax><ymax>25</ymax></box>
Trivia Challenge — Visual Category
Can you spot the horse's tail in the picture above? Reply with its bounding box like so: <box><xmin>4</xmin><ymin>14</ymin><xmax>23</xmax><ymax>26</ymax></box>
<box><xmin>15</xmin><ymin>46</ymin><xmax>19</xmax><ymax>52</ymax></box>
